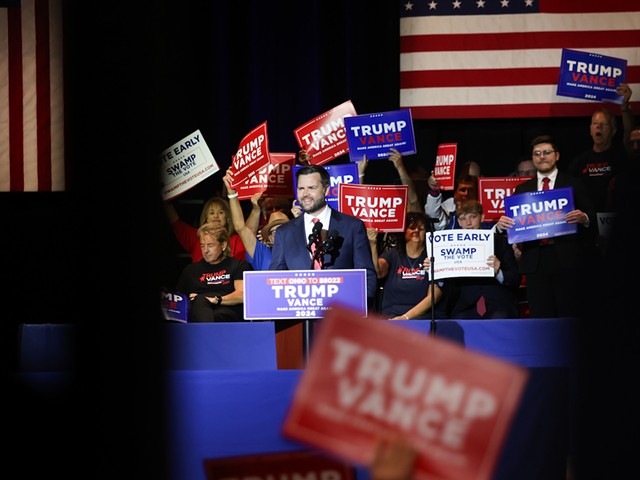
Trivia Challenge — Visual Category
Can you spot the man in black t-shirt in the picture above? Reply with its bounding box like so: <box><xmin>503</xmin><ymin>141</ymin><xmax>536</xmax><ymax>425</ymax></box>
<box><xmin>176</xmin><ymin>224</ymin><xmax>252</xmax><ymax>322</ymax></box>
<box><xmin>567</xmin><ymin>83</ymin><xmax>635</xmax><ymax>213</ymax></box>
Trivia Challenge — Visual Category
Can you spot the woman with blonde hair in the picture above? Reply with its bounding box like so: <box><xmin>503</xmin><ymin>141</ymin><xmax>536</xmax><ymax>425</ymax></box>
<box><xmin>165</xmin><ymin>196</ymin><xmax>246</xmax><ymax>262</ymax></box>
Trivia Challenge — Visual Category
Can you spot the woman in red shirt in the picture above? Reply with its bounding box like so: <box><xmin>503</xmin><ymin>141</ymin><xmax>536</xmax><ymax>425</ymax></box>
<box><xmin>165</xmin><ymin>196</ymin><xmax>247</xmax><ymax>262</ymax></box>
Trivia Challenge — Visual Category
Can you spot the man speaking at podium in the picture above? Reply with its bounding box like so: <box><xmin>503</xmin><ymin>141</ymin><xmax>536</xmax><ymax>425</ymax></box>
<box><xmin>269</xmin><ymin>161</ymin><xmax>377</xmax><ymax>303</ymax></box>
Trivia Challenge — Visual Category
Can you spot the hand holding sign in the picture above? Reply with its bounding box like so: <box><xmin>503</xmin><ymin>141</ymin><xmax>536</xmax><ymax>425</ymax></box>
<box><xmin>344</xmin><ymin>109</ymin><xmax>416</xmax><ymax>162</ymax></box>
<box><xmin>556</xmin><ymin>48</ymin><xmax>627</xmax><ymax>104</ymax></box>
<box><xmin>159</xmin><ymin>129</ymin><xmax>219</xmax><ymax>201</ymax></box>
<box><xmin>282</xmin><ymin>304</ymin><xmax>528</xmax><ymax>480</ymax></box>
<box><xmin>432</xmin><ymin>143</ymin><xmax>457</xmax><ymax>191</ymax></box>
<box><xmin>294</xmin><ymin>100</ymin><xmax>357</xmax><ymax>166</ymax></box>
<box><xmin>502</xmin><ymin>188</ymin><xmax>577</xmax><ymax>244</ymax></box>
<box><xmin>229</xmin><ymin>121</ymin><xmax>271</xmax><ymax>189</ymax></box>
<box><xmin>370</xmin><ymin>436</ymin><xmax>418</xmax><ymax>480</ymax></box>
<box><xmin>229</xmin><ymin>152</ymin><xmax>296</xmax><ymax>200</ymax></box>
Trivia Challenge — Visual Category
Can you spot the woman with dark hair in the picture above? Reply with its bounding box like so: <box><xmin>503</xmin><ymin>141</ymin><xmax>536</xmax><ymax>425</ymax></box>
<box><xmin>367</xmin><ymin>211</ymin><xmax>443</xmax><ymax>320</ymax></box>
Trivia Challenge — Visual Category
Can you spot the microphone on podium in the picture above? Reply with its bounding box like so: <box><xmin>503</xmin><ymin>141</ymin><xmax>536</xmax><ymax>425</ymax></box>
<box><xmin>322</xmin><ymin>230</ymin><xmax>339</xmax><ymax>254</ymax></box>
<box><xmin>307</xmin><ymin>220</ymin><xmax>323</xmax><ymax>252</ymax></box>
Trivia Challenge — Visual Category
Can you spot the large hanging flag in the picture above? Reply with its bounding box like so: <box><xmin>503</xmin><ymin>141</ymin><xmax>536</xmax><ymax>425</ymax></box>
<box><xmin>400</xmin><ymin>0</ymin><xmax>640</xmax><ymax>119</ymax></box>
<box><xmin>1</xmin><ymin>0</ymin><xmax>64</xmax><ymax>192</ymax></box>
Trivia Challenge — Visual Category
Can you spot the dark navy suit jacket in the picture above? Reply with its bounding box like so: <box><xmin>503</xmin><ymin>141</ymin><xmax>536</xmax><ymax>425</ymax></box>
<box><xmin>269</xmin><ymin>207</ymin><xmax>377</xmax><ymax>299</ymax></box>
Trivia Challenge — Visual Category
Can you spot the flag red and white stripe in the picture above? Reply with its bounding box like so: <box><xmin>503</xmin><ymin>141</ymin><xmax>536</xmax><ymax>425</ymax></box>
<box><xmin>400</xmin><ymin>0</ymin><xmax>640</xmax><ymax>119</ymax></box>
<box><xmin>0</xmin><ymin>0</ymin><xmax>64</xmax><ymax>192</ymax></box>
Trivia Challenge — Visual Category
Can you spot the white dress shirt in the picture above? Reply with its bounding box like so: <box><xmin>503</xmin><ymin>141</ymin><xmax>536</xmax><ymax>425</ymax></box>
<box><xmin>537</xmin><ymin>169</ymin><xmax>558</xmax><ymax>190</ymax></box>
<box><xmin>304</xmin><ymin>205</ymin><xmax>331</xmax><ymax>239</ymax></box>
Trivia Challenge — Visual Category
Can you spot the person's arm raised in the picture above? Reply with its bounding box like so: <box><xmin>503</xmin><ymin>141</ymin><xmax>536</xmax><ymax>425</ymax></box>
<box><xmin>367</xmin><ymin>227</ymin><xmax>387</xmax><ymax>279</ymax></box>
<box><xmin>388</xmin><ymin>148</ymin><xmax>421</xmax><ymax>213</ymax></box>
<box><xmin>369</xmin><ymin>435</ymin><xmax>417</xmax><ymax>480</ymax></box>
<box><xmin>618</xmin><ymin>83</ymin><xmax>635</xmax><ymax>153</ymax></box>
<box><xmin>164</xmin><ymin>201</ymin><xmax>179</xmax><ymax>224</ymax></box>
<box><xmin>223</xmin><ymin>170</ymin><xmax>257</xmax><ymax>257</ymax></box>
<box><xmin>245</xmin><ymin>193</ymin><xmax>263</xmax><ymax>235</ymax></box>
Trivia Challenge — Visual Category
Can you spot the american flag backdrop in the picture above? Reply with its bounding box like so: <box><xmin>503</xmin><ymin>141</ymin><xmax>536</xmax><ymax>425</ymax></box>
<box><xmin>400</xmin><ymin>0</ymin><xmax>640</xmax><ymax>119</ymax></box>
<box><xmin>0</xmin><ymin>0</ymin><xmax>64</xmax><ymax>192</ymax></box>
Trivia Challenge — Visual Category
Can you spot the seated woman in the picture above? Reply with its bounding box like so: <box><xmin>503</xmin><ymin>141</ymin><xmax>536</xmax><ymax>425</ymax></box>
<box><xmin>176</xmin><ymin>224</ymin><xmax>252</xmax><ymax>322</ymax></box>
<box><xmin>368</xmin><ymin>211</ymin><xmax>443</xmax><ymax>320</ymax></box>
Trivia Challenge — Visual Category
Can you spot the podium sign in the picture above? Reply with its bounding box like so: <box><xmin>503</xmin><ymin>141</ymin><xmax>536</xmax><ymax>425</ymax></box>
<box><xmin>160</xmin><ymin>291</ymin><xmax>188</xmax><ymax>323</ymax></box>
<box><xmin>243</xmin><ymin>269</ymin><xmax>367</xmax><ymax>320</ymax></box>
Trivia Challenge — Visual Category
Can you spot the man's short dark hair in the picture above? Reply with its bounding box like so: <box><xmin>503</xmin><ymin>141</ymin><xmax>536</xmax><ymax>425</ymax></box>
<box><xmin>296</xmin><ymin>164</ymin><xmax>330</xmax><ymax>189</ymax></box>
<box><xmin>530</xmin><ymin>134</ymin><xmax>559</xmax><ymax>152</ymax></box>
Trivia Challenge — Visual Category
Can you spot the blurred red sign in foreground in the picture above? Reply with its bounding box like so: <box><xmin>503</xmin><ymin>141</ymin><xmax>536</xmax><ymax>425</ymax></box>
<box><xmin>283</xmin><ymin>304</ymin><xmax>529</xmax><ymax>480</ymax></box>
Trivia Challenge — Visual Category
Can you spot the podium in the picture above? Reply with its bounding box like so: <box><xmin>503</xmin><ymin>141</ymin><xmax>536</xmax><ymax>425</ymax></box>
<box><xmin>243</xmin><ymin>269</ymin><xmax>369</xmax><ymax>367</ymax></box>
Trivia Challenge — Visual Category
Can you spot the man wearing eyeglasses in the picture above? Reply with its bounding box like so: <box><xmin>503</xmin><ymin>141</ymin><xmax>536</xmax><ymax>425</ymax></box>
<box><xmin>567</xmin><ymin>83</ymin><xmax>634</xmax><ymax>213</ymax></box>
<box><xmin>495</xmin><ymin>135</ymin><xmax>597</xmax><ymax>318</ymax></box>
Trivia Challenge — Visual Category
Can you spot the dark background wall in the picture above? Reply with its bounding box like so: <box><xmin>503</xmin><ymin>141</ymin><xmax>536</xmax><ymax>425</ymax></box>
<box><xmin>1</xmin><ymin>1</ymin><xmax>636</xmax><ymax>478</ymax></box>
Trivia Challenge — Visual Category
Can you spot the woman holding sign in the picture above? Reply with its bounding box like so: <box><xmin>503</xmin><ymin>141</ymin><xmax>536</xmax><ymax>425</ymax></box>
<box><xmin>367</xmin><ymin>212</ymin><xmax>444</xmax><ymax>320</ymax></box>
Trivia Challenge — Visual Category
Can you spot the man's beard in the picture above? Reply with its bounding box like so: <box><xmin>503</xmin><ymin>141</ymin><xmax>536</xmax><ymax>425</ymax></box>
<box><xmin>300</xmin><ymin>197</ymin><xmax>326</xmax><ymax>214</ymax></box>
